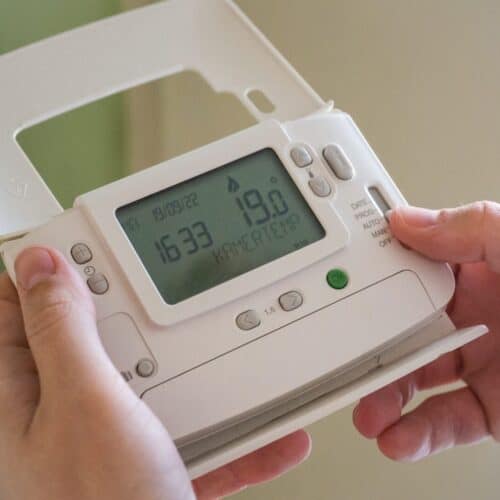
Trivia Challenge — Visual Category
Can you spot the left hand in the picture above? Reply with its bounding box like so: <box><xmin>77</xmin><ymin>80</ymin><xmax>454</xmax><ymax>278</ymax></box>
<box><xmin>0</xmin><ymin>248</ymin><xmax>310</xmax><ymax>500</ymax></box>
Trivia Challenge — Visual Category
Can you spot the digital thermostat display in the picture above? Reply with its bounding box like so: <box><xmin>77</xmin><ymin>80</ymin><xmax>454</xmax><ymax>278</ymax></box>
<box><xmin>117</xmin><ymin>149</ymin><xmax>325</xmax><ymax>304</ymax></box>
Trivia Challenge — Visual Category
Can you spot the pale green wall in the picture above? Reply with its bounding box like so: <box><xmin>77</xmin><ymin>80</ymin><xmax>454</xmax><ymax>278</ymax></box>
<box><xmin>0</xmin><ymin>1</ymin><xmax>125</xmax><ymax>208</ymax></box>
<box><xmin>0</xmin><ymin>1</ymin><xmax>122</xmax><ymax>49</ymax></box>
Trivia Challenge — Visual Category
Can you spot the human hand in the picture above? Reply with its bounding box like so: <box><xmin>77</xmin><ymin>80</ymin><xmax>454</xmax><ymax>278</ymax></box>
<box><xmin>0</xmin><ymin>247</ymin><xmax>310</xmax><ymax>499</ymax></box>
<box><xmin>354</xmin><ymin>202</ymin><xmax>500</xmax><ymax>461</ymax></box>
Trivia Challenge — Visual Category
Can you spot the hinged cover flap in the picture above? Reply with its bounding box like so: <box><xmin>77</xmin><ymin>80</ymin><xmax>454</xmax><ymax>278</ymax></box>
<box><xmin>0</xmin><ymin>0</ymin><xmax>324</xmax><ymax>240</ymax></box>
<box><xmin>187</xmin><ymin>320</ymin><xmax>488</xmax><ymax>478</ymax></box>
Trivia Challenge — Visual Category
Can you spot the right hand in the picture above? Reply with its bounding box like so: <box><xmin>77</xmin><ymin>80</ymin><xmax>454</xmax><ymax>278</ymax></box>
<box><xmin>354</xmin><ymin>202</ymin><xmax>500</xmax><ymax>461</ymax></box>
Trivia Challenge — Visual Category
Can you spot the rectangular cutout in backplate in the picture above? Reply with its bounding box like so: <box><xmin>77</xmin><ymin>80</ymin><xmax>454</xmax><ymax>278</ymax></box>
<box><xmin>16</xmin><ymin>71</ymin><xmax>257</xmax><ymax>209</ymax></box>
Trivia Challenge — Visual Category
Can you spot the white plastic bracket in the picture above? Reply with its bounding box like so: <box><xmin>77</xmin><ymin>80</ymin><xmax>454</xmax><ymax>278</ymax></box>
<box><xmin>0</xmin><ymin>0</ymin><xmax>325</xmax><ymax>241</ymax></box>
<box><xmin>188</xmin><ymin>317</ymin><xmax>488</xmax><ymax>478</ymax></box>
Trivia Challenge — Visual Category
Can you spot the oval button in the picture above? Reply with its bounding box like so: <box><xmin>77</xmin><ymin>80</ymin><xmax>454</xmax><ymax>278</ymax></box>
<box><xmin>323</xmin><ymin>144</ymin><xmax>355</xmax><ymax>180</ymax></box>
<box><xmin>290</xmin><ymin>146</ymin><xmax>313</xmax><ymax>168</ymax></box>
<box><xmin>87</xmin><ymin>273</ymin><xmax>109</xmax><ymax>295</ymax></box>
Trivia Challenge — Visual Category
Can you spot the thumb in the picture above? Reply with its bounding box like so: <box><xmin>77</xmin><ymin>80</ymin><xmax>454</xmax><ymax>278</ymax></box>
<box><xmin>15</xmin><ymin>247</ymin><xmax>114</xmax><ymax>393</ymax></box>
<box><xmin>389</xmin><ymin>202</ymin><xmax>500</xmax><ymax>272</ymax></box>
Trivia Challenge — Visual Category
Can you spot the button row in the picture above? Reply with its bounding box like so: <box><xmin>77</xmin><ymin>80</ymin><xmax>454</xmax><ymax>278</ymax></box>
<box><xmin>289</xmin><ymin>144</ymin><xmax>355</xmax><ymax>199</ymax></box>
<box><xmin>290</xmin><ymin>143</ymin><xmax>355</xmax><ymax>180</ymax></box>
<box><xmin>236</xmin><ymin>290</ymin><xmax>303</xmax><ymax>331</ymax></box>
<box><xmin>236</xmin><ymin>269</ymin><xmax>351</xmax><ymax>331</ymax></box>
<box><xmin>71</xmin><ymin>243</ymin><xmax>109</xmax><ymax>295</ymax></box>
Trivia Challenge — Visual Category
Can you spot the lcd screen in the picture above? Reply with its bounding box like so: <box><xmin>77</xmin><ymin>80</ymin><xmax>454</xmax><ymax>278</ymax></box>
<box><xmin>117</xmin><ymin>148</ymin><xmax>325</xmax><ymax>304</ymax></box>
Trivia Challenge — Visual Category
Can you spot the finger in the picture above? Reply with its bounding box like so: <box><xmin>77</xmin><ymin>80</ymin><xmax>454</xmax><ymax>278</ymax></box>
<box><xmin>354</xmin><ymin>351</ymin><xmax>463</xmax><ymax>438</ymax></box>
<box><xmin>14</xmin><ymin>247</ymin><xmax>116</xmax><ymax>396</ymax></box>
<box><xmin>0</xmin><ymin>346</ymin><xmax>38</xmax><ymax>426</ymax></box>
<box><xmin>0</xmin><ymin>273</ymin><xmax>38</xmax><ymax>435</ymax></box>
<box><xmin>0</xmin><ymin>299</ymin><xmax>26</xmax><ymax>348</ymax></box>
<box><xmin>192</xmin><ymin>430</ymin><xmax>311</xmax><ymax>500</ymax></box>
<box><xmin>376</xmin><ymin>387</ymin><xmax>489</xmax><ymax>462</ymax></box>
<box><xmin>354</xmin><ymin>375</ymin><xmax>415</xmax><ymax>439</ymax></box>
<box><xmin>465</xmin><ymin>361</ymin><xmax>500</xmax><ymax>440</ymax></box>
<box><xmin>0</xmin><ymin>272</ymin><xmax>28</xmax><ymax>349</ymax></box>
<box><xmin>0</xmin><ymin>273</ymin><xmax>19</xmax><ymax>304</ymax></box>
<box><xmin>389</xmin><ymin>202</ymin><xmax>500</xmax><ymax>272</ymax></box>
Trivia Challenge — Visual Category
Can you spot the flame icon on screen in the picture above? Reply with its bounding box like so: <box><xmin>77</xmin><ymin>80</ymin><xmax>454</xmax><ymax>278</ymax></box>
<box><xmin>227</xmin><ymin>176</ymin><xmax>240</xmax><ymax>193</ymax></box>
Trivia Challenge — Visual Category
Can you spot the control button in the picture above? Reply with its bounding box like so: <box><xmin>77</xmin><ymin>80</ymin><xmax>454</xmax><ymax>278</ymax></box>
<box><xmin>236</xmin><ymin>310</ymin><xmax>261</xmax><ymax>331</ymax></box>
<box><xmin>71</xmin><ymin>243</ymin><xmax>92</xmax><ymax>265</ymax></box>
<box><xmin>279</xmin><ymin>291</ymin><xmax>304</xmax><ymax>312</ymax></box>
<box><xmin>327</xmin><ymin>269</ymin><xmax>349</xmax><ymax>290</ymax></box>
<box><xmin>290</xmin><ymin>146</ymin><xmax>313</xmax><ymax>168</ymax></box>
<box><xmin>323</xmin><ymin>144</ymin><xmax>355</xmax><ymax>180</ymax></box>
<box><xmin>136</xmin><ymin>358</ymin><xmax>156</xmax><ymax>378</ymax></box>
<box><xmin>368</xmin><ymin>186</ymin><xmax>392</xmax><ymax>220</ymax></box>
<box><xmin>309</xmin><ymin>176</ymin><xmax>332</xmax><ymax>197</ymax></box>
<box><xmin>87</xmin><ymin>273</ymin><xmax>109</xmax><ymax>295</ymax></box>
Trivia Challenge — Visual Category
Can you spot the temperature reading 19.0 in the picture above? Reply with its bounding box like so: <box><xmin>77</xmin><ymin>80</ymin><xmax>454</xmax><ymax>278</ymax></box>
<box><xmin>234</xmin><ymin>186</ymin><xmax>289</xmax><ymax>227</ymax></box>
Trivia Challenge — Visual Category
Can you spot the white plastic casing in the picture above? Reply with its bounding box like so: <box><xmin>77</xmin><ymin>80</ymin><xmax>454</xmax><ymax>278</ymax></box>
<box><xmin>1</xmin><ymin>111</ymin><xmax>486</xmax><ymax>476</ymax></box>
<box><xmin>0</xmin><ymin>0</ymin><xmax>323</xmax><ymax>240</ymax></box>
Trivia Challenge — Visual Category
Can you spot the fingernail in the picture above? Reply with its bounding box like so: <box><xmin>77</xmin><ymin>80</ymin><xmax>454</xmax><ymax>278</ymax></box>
<box><xmin>15</xmin><ymin>248</ymin><xmax>56</xmax><ymax>290</ymax></box>
<box><xmin>397</xmin><ymin>206</ymin><xmax>440</xmax><ymax>228</ymax></box>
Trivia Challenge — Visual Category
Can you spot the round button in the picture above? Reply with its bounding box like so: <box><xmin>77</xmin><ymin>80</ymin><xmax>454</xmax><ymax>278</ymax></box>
<box><xmin>326</xmin><ymin>269</ymin><xmax>349</xmax><ymax>290</ymax></box>
<box><xmin>136</xmin><ymin>358</ymin><xmax>156</xmax><ymax>378</ymax></box>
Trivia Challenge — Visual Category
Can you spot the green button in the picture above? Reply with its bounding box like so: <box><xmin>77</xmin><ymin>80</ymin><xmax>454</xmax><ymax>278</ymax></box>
<box><xmin>327</xmin><ymin>269</ymin><xmax>349</xmax><ymax>290</ymax></box>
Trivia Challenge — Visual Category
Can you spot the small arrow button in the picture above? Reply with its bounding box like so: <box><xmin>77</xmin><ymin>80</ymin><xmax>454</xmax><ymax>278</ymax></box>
<box><xmin>279</xmin><ymin>291</ymin><xmax>304</xmax><ymax>312</ymax></box>
<box><xmin>236</xmin><ymin>310</ymin><xmax>261</xmax><ymax>331</ymax></box>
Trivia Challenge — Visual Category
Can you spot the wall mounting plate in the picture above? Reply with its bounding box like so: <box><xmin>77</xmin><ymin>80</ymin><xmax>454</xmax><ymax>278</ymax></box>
<box><xmin>0</xmin><ymin>0</ymin><xmax>325</xmax><ymax>241</ymax></box>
